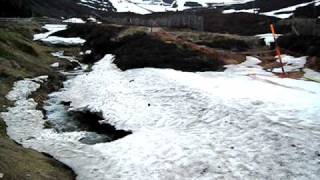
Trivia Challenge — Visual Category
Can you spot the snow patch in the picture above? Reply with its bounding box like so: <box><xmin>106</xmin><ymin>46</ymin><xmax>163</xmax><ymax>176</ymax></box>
<box><xmin>34</xmin><ymin>24</ymin><xmax>86</xmax><ymax>46</ymax></box>
<box><xmin>272</xmin><ymin>55</ymin><xmax>307</xmax><ymax>73</ymax></box>
<box><xmin>85</xmin><ymin>50</ymin><xmax>92</xmax><ymax>55</ymax></box>
<box><xmin>255</xmin><ymin>33</ymin><xmax>281</xmax><ymax>46</ymax></box>
<box><xmin>41</xmin><ymin>36</ymin><xmax>86</xmax><ymax>46</ymax></box>
<box><xmin>63</xmin><ymin>18</ymin><xmax>86</xmax><ymax>24</ymax></box>
<box><xmin>303</xmin><ymin>68</ymin><xmax>320</xmax><ymax>82</ymax></box>
<box><xmin>6</xmin><ymin>76</ymin><xmax>48</xmax><ymax>101</ymax></box>
<box><xmin>224</xmin><ymin>56</ymin><xmax>273</xmax><ymax>76</ymax></box>
<box><xmin>223</xmin><ymin>8</ymin><xmax>259</xmax><ymax>14</ymax></box>
<box><xmin>51</xmin><ymin>62</ymin><xmax>60</xmax><ymax>68</ymax></box>
<box><xmin>33</xmin><ymin>24</ymin><xmax>67</xmax><ymax>41</ymax></box>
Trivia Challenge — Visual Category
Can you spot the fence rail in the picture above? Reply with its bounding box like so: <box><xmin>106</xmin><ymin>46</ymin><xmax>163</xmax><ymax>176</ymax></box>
<box><xmin>103</xmin><ymin>14</ymin><xmax>204</xmax><ymax>31</ymax></box>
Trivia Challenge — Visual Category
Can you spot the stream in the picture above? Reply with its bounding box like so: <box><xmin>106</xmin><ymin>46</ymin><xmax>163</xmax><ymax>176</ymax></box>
<box><xmin>44</xmin><ymin>51</ymin><xmax>131</xmax><ymax>145</ymax></box>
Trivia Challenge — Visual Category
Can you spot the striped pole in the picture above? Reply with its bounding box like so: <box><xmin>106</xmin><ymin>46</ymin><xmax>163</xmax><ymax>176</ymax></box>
<box><xmin>270</xmin><ymin>24</ymin><xmax>286</xmax><ymax>75</ymax></box>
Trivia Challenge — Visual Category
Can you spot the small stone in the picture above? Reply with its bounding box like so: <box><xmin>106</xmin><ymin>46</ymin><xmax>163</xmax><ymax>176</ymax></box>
<box><xmin>43</xmin><ymin>121</ymin><xmax>52</xmax><ymax>129</ymax></box>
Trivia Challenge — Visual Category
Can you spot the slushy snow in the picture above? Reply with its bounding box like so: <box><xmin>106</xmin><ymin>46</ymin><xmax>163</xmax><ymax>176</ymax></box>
<box><xmin>2</xmin><ymin>54</ymin><xmax>320</xmax><ymax>180</ymax></box>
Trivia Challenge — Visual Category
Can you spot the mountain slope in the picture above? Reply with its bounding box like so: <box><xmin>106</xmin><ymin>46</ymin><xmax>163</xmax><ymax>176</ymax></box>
<box><xmin>0</xmin><ymin>0</ymin><xmax>114</xmax><ymax>18</ymax></box>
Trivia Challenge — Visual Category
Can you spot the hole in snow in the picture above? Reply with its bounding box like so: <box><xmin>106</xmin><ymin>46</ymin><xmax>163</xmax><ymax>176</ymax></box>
<box><xmin>44</xmin><ymin>101</ymin><xmax>131</xmax><ymax>145</ymax></box>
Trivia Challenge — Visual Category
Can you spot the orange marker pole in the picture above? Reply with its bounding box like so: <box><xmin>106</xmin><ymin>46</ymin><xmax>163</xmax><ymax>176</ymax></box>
<box><xmin>270</xmin><ymin>24</ymin><xmax>286</xmax><ymax>75</ymax></box>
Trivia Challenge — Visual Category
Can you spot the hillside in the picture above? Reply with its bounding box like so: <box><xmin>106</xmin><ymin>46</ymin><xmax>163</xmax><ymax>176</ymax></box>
<box><xmin>0</xmin><ymin>0</ymin><xmax>114</xmax><ymax>18</ymax></box>
<box><xmin>1</xmin><ymin>0</ymin><xmax>318</xmax><ymax>17</ymax></box>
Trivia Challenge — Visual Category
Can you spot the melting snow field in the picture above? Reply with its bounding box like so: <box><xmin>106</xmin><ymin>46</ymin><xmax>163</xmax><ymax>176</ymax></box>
<box><xmin>2</xmin><ymin>55</ymin><xmax>320</xmax><ymax>179</ymax></box>
<box><xmin>108</xmin><ymin>0</ymin><xmax>254</xmax><ymax>14</ymax></box>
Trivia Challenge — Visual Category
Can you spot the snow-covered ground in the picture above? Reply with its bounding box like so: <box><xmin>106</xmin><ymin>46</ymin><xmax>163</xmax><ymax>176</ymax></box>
<box><xmin>224</xmin><ymin>56</ymin><xmax>273</xmax><ymax>76</ymax></box>
<box><xmin>107</xmin><ymin>0</ymin><xmax>254</xmax><ymax>14</ymax></box>
<box><xmin>223</xmin><ymin>0</ymin><xmax>320</xmax><ymax>19</ymax></box>
<box><xmin>2</xmin><ymin>54</ymin><xmax>320</xmax><ymax>179</ymax></box>
<box><xmin>34</xmin><ymin>24</ymin><xmax>86</xmax><ymax>46</ymax></box>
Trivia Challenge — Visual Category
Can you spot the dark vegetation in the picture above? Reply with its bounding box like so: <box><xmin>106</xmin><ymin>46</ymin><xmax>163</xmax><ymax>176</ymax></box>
<box><xmin>278</xmin><ymin>34</ymin><xmax>320</xmax><ymax>57</ymax></box>
<box><xmin>198</xmin><ymin>10</ymin><xmax>279</xmax><ymax>35</ymax></box>
<box><xmin>113</xmin><ymin>33</ymin><xmax>224</xmax><ymax>71</ymax></box>
<box><xmin>294</xmin><ymin>3</ymin><xmax>320</xmax><ymax>18</ymax></box>
<box><xmin>184</xmin><ymin>2</ymin><xmax>202</xmax><ymax>8</ymax></box>
<box><xmin>198</xmin><ymin>38</ymin><xmax>249</xmax><ymax>51</ymax></box>
<box><xmin>172</xmin><ymin>31</ymin><xmax>264</xmax><ymax>51</ymax></box>
<box><xmin>53</xmin><ymin>24</ymin><xmax>224</xmax><ymax>71</ymax></box>
<box><xmin>52</xmin><ymin>24</ymin><xmax>124</xmax><ymax>63</ymax></box>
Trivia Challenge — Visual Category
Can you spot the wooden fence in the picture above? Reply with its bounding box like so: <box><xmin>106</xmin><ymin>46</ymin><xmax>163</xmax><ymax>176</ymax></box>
<box><xmin>103</xmin><ymin>14</ymin><xmax>204</xmax><ymax>31</ymax></box>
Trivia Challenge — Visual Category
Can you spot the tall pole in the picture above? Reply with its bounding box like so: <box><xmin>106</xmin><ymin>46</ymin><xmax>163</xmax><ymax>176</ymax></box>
<box><xmin>270</xmin><ymin>24</ymin><xmax>286</xmax><ymax>75</ymax></box>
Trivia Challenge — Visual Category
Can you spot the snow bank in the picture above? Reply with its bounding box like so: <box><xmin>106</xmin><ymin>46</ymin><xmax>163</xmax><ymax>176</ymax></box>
<box><xmin>6</xmin><ymin>76</ymin><xmax>48</xmax><ymax>101</ymax></box>
<box><xmin>33</xmin><ymin>24</ymin><xmax>67</xmax><ymax>41</ymax></box>
<box><xmin>34</xmin><ymin>24</ymin><xmax>86</xmax><ymax>46</ymax></box>
<box><xmin>51</xmin><ymin>62</ymin><xmax>60</xmax><ymax>68</ymax></box>
<box><xmin>41</xmin><ymin>36</ymin><xmax>86</xmax><ymax>46</ymax></box>
<box><xmin>272</xmin><ymin>55</ymin><xmax>307</xmax><ymax>73</ymax></box>
<box><xmin>63</xmin><ymin>18</ymin><xmax>86</xmax><ymax>24</ymax></box>
<box><xmin>255</xmin><ymin>33</ymin><xmax>281</xmax><ymax>46</ymax></box>
<box><xmin>223</xmin><ymin>8</ymin><xmax>259</xmax><ymax>14</ymax></box>
<box><xmin>304</xmin><ymin>68</ymin><xmax>320</xmax><ymax>82</ymax></box>
<box><xmin>224</xmin><ymin>56</ymin><xmax>273</xmax><ymax>76</ymax></box>
<box><xmin>2</xmin><ymin>54</ymin><xmax>320</xmax><ymax>179</ymax></box>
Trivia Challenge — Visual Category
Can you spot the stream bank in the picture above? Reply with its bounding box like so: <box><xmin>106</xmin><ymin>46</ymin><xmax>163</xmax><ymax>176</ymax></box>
<box><xmin>0</xmin><ymin>20</ymin><xmax>76</xmax><ymax>180</ymax></box>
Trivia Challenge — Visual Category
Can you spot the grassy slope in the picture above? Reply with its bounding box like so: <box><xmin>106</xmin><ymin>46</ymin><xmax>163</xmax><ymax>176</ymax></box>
<box><xmin>0</xmin><ymin>21</ymin><xmax>75</xmax><ymax>180</ymax></box>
